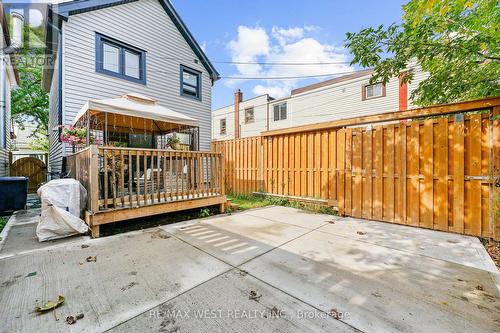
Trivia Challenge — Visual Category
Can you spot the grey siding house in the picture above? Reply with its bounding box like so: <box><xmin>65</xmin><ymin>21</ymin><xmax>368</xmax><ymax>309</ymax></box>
<box><xmin>0</xmin><ymin>4</ymin><xmax>20</xmax><ymax>176</ymax></box>
<box><xmin>42</xmin><ymin>0</ymin><xmax>219</xmax><ymax>173</ymax></box>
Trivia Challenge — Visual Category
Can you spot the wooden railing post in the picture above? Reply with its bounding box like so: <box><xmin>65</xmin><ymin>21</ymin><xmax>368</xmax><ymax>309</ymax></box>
<box><xmin>89</xmin><ymin>145</ymin><xmax>99</xmax><ymax>214</ymax></box>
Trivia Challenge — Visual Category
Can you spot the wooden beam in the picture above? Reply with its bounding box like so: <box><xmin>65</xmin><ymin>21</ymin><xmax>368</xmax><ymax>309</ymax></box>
<box><xmin>261</xmin><ymin>97</ymin><xmax>500</xmax><ymax>137</ymax></box>
<box><xmin>88</xmin><ymin>195</ymin><xmax>227</xmax><ymax>226</ymax></box>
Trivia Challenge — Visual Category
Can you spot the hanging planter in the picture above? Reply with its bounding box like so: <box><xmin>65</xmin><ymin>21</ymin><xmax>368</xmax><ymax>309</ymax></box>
<box><xmin>59</xmin><ymin>126</ymin><xmax>87</xmax><ymax>152</ymax></box>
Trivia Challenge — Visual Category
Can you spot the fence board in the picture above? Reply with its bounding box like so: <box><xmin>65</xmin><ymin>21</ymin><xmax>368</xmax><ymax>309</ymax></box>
<box><xmin>212</xmin><ymin>98</ymin><xmax>499</xmax><ymax>239</ymax></box>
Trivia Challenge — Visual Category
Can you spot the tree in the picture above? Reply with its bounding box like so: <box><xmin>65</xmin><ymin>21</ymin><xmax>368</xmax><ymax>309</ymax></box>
<box><xmin>9</xmin><ymin>17</ymin><xmax>49</xmax><ymax>132</ymax></box>
<box><xmin>344</xmin><ymin>0</ymin><xmax>499</xmax><ymax>106</ymax></box>
<box><xmin>11</xmin><ymin>61</ymin><xmax>48</xmax><ymax>131</ymax></box>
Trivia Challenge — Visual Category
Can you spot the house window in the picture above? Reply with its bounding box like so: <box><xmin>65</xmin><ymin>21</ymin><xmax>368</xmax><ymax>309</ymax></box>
<box><xmin>245</xmin><ymin>107</ymin><xmax>254</xmax><ymax>123</ymax></box>
<box><xmin>220</xmin><ymin>119</ymin><xmax>226</xmax><ymax>135</ymax></box>
<box><xmin>363</xmin><ymin>82</ymin><xmax>385</xmax><ymax>100</ymax></box>
<box><xmin>180</xmin><ymin>65</ymin><xmax>201</xmax><ymax>100</ymax></box>
<box><xmin>96</xmin><ymin>33</ymin><xmax>146</xmax><ymax>84</ymax></box>
<box><xmin>273</xmin><ymin>103</ymin><xmax>287</xmax><ymax>121</ymax></box>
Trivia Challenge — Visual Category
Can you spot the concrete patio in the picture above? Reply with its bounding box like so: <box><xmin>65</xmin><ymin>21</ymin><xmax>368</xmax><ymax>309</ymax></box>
<box><xmin>0</xmin><ymin>206</ymin><xmax>498</xmax><ymax>332</ymax></box>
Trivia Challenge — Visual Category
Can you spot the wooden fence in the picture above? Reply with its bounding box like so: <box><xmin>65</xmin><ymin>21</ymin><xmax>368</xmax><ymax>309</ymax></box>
<box><xmin>213</xmin><ymin>97</ymin><xmax>500</xmax><ymax>239</ymax></box>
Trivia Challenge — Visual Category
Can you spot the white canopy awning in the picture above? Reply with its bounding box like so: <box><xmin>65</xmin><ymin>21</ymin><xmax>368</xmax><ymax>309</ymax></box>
<box><xmin>74</xmin><ymin>93</ymin><xmax>199</xmax><ymax>130</ymax></box>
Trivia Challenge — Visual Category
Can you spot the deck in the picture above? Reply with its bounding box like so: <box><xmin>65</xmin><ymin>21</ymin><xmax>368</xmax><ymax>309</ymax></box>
<box><xmin>67</xmin><ymin>145</ymin><xmax>226</xmax><ymax>237</ymax></box>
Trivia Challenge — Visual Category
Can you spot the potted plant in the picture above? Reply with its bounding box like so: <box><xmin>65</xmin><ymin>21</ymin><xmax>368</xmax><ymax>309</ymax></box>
<box><xmin>166</xmin><ymin>134</ymin><xmax>180</xmax><ymax>150</ymax></box>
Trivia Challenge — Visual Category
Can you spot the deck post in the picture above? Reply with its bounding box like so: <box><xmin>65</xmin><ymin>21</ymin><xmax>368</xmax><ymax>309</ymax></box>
<box><xmin>88</xmin><ymin>145</ymin><xmax>100</xmax><ymax>237</ymax></box>
<box><xmin>89</xmin><ymin>145</ymin><xmax>99</xmax><ymax>213</ymax></box>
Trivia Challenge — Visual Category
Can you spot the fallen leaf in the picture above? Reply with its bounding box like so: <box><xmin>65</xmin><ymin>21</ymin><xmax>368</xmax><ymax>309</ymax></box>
<box><xmin>86</xmin><ymin>256</ymin><xmax>97</xmax><ymax>263</ymax></box>
<box><xmin>35</xmin><ymin>295</ymin><xmax>65</xmax><ymax>313</ymax></box>
<box><xmin>25</xmin><ymin>272</ymin><xmax>37</xmax><ymax>278</ymax></box>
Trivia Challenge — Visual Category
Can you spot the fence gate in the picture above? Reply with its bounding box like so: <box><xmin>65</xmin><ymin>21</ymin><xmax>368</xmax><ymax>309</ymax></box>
<box><xmin>10</xmin><ymin>156</ymin><xmax>47</xmax><ymax>193</ymax></box>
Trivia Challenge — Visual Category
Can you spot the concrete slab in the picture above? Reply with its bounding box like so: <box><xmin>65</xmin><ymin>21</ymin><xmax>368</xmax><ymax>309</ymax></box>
<box><xmin>241</xmin><ymin>205</ymin><xmax>337</xmax><ymax>230</ymax></box>
<box><xmin>241</xmin><ymin>229</ymin><xmax>500</xmax><ymax>333</ymax></box>
<box><xmin>110</xmin><ymin>269</ymin><xmax>357</xmax><ymax>333</ymax></box>
<box><xmin>0</xmin><ymin>228</ymin><xmax>230</xmax><ymax>333</ymax></box>
<box><xmin>317</xmin><ymin>217</ymin><xmax>498</xmax><ymax>273</ymax></box>
<box><xmin>161</xmin><ymin>213</ymin><xmax>313</xmax><ymax>266</ymax></box>
<box><xmin>1</xmin><ymin>206</ymin><xmax>498</xmax><ymax>333</ymax></box>
<box><xmin>0</xmin><ymin>208</ymin><xmax>90</xmax><ymax>259</ymax></box>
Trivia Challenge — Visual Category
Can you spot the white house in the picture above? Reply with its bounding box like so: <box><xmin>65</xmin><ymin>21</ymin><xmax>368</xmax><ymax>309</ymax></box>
<box><xmin>42</xmin><ymin>0</ymin><xmax>219</xmax><ymax>174</ymax></box>
<box><xmin>212</xmin><ymin>66</ymin><xmax>428</xmax><ymax>140</ymax></box>
<box><xmin>0</xmin><ymin>3</ymin><xmax>20</xmax><ymax>176</ymax></box>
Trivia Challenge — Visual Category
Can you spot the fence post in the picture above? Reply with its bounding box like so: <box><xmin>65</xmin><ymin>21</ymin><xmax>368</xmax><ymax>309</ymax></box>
<box><xmin>492</xmin><ymin>106</ymin><xmax>500</xmax><ymax>240</ymax></box>
<box><xmin>89</xmin><ymin>145</ymin><xmax>99</xmax><ymax>214</ymax></box>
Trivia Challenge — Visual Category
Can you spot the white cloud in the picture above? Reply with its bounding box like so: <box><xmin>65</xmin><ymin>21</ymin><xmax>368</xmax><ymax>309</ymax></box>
<box><xmin>227</xmin><ymin>25</ymin><xmax>353</xmax><ymax>98</ymax></box>
<box><xmin>227</xmin><ymin>26</ymin><xmax>270</xmax><ymax>77</ymax></box>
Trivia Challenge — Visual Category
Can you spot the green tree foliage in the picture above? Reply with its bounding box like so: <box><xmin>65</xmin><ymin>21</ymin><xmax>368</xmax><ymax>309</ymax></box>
<box><xmin>10</xmin><ymin>18</ymin><xmax>48</xmax><ymax>132</ymax></box>
<box><xmin>345</xmin><ymin>0</ymin><xmax>500</xmax><ymax>106</ymax></box>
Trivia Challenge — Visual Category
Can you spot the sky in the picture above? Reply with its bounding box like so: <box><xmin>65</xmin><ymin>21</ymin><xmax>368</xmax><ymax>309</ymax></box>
<box><xmin>172</xmin><ymin>0</ymin><xmax>408</xmax><ymax>109</ymax></box>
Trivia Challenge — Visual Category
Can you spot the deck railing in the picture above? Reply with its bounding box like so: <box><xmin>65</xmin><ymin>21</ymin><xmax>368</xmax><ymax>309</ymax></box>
<box><xmin>67</xmin><ymin>145</ymin><xmax>224</xmax><ymax>213</ymax></box>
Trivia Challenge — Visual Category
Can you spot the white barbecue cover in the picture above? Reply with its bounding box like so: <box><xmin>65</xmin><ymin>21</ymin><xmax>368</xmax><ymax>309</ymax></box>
<box><xmin>36</xmin><ymin>179</ymin><xmax>88</xmax><ymax>242</ymax></box>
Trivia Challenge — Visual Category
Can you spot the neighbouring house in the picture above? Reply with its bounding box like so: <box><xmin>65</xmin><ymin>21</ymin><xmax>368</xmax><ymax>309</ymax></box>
<box><xmin>42</xmin><ymin>0</ymin><xmax>219</xmax><ymax>174</ymax></box>
<box><xmin>212</xmin><ymin>66</ymin><xmax>428</xmax><ymax>140</ymax></box>
<box><xmin>0</xmin><ymin>3</ymin><xmax>20</xmax><ymax>176</ymax></box>
<box><xmin>12</xmin><ymin>120</ymin><xmax>38</xmax><ymax>152</ymax></box>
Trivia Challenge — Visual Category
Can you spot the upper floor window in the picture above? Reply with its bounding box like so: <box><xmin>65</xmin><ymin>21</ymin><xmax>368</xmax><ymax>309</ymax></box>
<box><xmin>273</xmin><ymin>103</ymin><xmax>287</xmax><ymax>121</ymax></box>
<box><xmin>245</xmin><ymin>107</ymin><xmax>255</xmax><ymax>123</ymax></box>
<box><xmin>96</xmin><ymin>33</ymin><xmax>146</xmax><ymax>84</ymax></box>
<box><xmin>220</xmin><ymin>119</ymin><xmax>226</xmax><ymax>135</ymax></box>
<box><xmin>363</xmin><ymin>82</ymin><xmax>385</xmax><ymax>100</ymax></box>
<box><xmin>181</xmin><ymin>65</ymin><xmax>201</xmax><ymax>100</ymax></box>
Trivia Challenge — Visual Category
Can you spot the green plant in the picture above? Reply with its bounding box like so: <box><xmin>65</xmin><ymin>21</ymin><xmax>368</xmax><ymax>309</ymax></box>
<box><xmin>199</xmin><ymin>207</ymin><xmax>211</xmax><ymax>218</ymax></box>
<box><xmin>167</xmin><ymin>134</ymin><xmax>181</xmax><ymax>150</ymax></box>
<box><xmin>0</xmin><ymin>216</ymin><xmax>9</xmax><ymax>234</ymax></box>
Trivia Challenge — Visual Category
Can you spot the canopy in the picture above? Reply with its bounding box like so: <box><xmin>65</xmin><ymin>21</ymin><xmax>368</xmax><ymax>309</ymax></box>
<box><xmin>74</xmin><ymin>93</ymin><xmax>198</xmax><ymax>131</ymax></box>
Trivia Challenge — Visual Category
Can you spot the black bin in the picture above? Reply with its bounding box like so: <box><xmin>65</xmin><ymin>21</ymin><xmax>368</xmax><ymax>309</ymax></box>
<box><xmin>0</xmin><ymin>177</ymin><xmax>28</xmax><ymax>212</ymax></box>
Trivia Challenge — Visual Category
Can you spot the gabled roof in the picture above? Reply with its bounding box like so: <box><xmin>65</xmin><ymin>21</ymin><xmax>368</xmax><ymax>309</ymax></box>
<box><xmin>291</xmin><ymin>68</ymin><xmax>374</xmax><ymax>95</ymax></box>
<box><xmin>42</xmin><ymin>0</ymin><xmax>219</xmax><ymax>89</ymax></box>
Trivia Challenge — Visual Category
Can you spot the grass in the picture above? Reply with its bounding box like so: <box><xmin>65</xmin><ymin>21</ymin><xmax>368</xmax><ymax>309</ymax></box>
<box><xmin>97</xmin><ymin>193</ymin><xmax>337</xmax><ymax>237</ymax></box>
<box><xmin>228</xmin><ymin>193</ymin><xmax>337</xmax><ymax>215</ymax></box>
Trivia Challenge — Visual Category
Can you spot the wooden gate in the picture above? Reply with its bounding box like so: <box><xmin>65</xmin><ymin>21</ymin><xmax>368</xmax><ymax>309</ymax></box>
<box><xmin>213</xmin><ymin>97</ymin><xmax>500</xmax><ymax>239</ymax></box>
<box><xmin>10</xmin><ymin>157</ymin><xmax>47</xmax><ymax>193</ymax></box>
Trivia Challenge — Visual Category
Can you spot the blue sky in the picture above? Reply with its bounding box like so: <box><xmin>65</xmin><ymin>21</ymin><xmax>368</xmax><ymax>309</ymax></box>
<box><xmin>173</xmin><ymin>0</ymin><xmax>407</xmax><ymax>109</ymax></box>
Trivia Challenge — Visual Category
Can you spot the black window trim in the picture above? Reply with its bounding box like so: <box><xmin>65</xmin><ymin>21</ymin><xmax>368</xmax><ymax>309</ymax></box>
<box><xmin>95</xmin><ymin>32</ymin><xmax>147</xmax><ymax>85</ymax></box>
<box><xmin>180</xmin><ymin>65</ymin><xmax>202</xmax><ymax>101</ymax></box>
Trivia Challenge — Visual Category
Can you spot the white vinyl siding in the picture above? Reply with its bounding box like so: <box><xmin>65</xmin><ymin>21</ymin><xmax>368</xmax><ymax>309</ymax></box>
<box><xmin>49</xmin><ymin>0</ymin><xmax>212</xmax><ymax>171</ymax></box>
<box><xmin>212</xmin><ymin>94</ymin><xmax>270</xmax><ymax>140</ymax></box>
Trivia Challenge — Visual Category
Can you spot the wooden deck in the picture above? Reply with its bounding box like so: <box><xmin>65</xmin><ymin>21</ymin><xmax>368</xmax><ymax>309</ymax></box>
<box><xmin>67</xmin><ymin>145</ymin><xmax>226</xmax><ymax>237</ymax></box>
